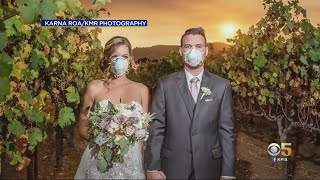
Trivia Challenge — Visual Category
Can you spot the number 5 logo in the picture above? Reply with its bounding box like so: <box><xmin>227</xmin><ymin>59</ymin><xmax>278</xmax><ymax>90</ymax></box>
<box><xmin>281</xmin><ymin>143</ymin><xmax>292</xmax><ymax>157</ymax></box>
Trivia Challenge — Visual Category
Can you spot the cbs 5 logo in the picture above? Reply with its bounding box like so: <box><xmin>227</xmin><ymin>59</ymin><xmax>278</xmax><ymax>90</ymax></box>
<box><xmin>268</xmin><ymin>143</ymin><xmax>292</xmax><ymax>157</ymax></box>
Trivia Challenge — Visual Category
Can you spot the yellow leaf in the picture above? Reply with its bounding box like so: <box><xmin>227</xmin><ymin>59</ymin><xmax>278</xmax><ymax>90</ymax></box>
<box><xmin>10</xmin><ymin>81</ymin><xmax>17</xmax><ymax>92</ymax></box>
<box><xmin>272</xmin><ymin>72</ymin><xmax>278</xmax><ymax>77</ymax></box>
<box><xmin>39</xmin><ymin>90</ymin><xmax>49</xmax><ymax>99</ymax></box>
<box><xmin>314</xmin><ymin>91</ymin><xmax>319</xmax><ymax>100</ymax></box>
<box><xmin>19</xmin><ymin>99</ymin><xmax>28</xmax><ymax>109</ymax></box>
<box><xmin>279</xmin><ymin>83</ymin><xmax>285</xmax><ymax>89</ymax></box>
<box><xmin>21</xmin><ymin>44</ymin><xmax>32</xmax><ymax>59</ymax></box>
<box><xmin>11</xmin><ymin>62</ymin><xmax>28</xmax><ymax>79</ymax></box>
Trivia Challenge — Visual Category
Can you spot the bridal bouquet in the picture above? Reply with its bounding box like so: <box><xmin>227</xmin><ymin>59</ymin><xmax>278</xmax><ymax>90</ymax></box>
<box><xmin>88</xmin><ymin>100</ymin><xmax>154</xmax><ymax>173</ymax></box>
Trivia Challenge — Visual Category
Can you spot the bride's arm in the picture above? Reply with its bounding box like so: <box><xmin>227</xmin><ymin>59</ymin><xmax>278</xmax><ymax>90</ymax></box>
<box><xmin>78</xmin><ymin>81</ymin><xmax>96</xmax><ymax>141</ymax></box>
<box><xmin>140</xmin><ymin>85</ymin><xmax>150</xmax><ymax>151</ymax></box>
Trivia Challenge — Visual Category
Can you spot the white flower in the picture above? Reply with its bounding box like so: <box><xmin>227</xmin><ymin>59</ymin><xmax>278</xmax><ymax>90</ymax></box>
<box><xmin>133</xmin><ymin>119</ymin><xmax>143</xmax><ymax>129</ymax></box>
<box><xmin>200</xmin><ymin>87</ymin><xmax>212</xmax><ymax>100</ymax></box>
<box><xmin>131</xmin><ymin>101</ymin><xmax>143</xmax><ymax>111</ymax></box>
<box><xmin>98</xmin><ymin>100</ymin><xmax>110</xmax><ymax>113</ymax></box>
<box><xmin>143</xmin><ymin>133</ymin><xmax>149</xmax><ymax>142</ymax></box>
<box><xmin>135</xmin><ymin>129</ymin><xmax>146</xmax><ymax>139</ymax></box>
<box><xmin>120</xmin><ymin>109</ymin><xmax>133</xmax><ymax>117</ymax></box>
<box><xmin>109</xmin><ymin>120</ymin><xmax>119</xmax><ymax>130</ymax></box>
<box><xmin>114</xmin><ymin>135</ymin><xmax>122</xmax><ymax>144</ymax></box>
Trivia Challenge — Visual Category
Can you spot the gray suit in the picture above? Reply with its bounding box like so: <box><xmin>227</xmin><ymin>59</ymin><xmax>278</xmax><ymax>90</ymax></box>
<box><xmin>145</xmin><ymin>69</ymin><xmax>236</xmax><ymax>179</ymax></box>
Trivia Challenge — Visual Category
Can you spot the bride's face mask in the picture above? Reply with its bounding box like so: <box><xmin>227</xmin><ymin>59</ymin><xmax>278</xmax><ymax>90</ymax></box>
<box><xmin>111</xmin><ymin>56</ymin><xmax>129</xmax><ymax>77</ymax></box>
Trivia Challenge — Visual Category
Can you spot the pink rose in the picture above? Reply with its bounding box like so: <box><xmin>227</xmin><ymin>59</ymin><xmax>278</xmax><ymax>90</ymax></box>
<box><xmin>125</xmin><ymin>117</ymin><xmax>139</xmax><ymax>126</ymax></box>
<box><xmin>112</xmin><ymin>114</ymin><xmax>128</xmax><ymax>125</ymax></box>
<box><xmin>125</xmin><ymin>126</ymin><xmax>136</xmax><ymax>136</ymax></box>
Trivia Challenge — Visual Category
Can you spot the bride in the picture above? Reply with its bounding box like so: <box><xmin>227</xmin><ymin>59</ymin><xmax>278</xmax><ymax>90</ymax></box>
<box><xmin>74</xmin><ymin>36</ymin><xmax>149</xmax><ymax>179</ymax></box>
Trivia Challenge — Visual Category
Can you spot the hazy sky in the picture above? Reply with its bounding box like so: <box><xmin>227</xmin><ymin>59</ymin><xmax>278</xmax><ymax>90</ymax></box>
<box><xmin>82</xmin><ymin>0</ymin><xmax>320</xmax><ymax>48</ymax></box>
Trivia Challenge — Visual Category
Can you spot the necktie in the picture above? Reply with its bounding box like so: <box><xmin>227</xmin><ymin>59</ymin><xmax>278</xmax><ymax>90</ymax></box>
<box><xmin>190</xmin><ymin>77</ymin><xmax>199</xmax><ymax>103</ymax></box>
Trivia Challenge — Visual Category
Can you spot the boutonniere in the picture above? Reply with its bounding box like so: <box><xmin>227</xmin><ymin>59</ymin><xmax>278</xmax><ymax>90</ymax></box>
<box><xmin>200</xmin><ymin>87</ymin><xmax>212</xmax><ymax>100</ymax></box>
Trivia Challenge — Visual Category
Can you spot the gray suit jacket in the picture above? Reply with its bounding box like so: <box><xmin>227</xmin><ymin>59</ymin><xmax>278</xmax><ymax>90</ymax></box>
<box><xmin>145</xmin><ymin>69</ymin><xmax>236</xmax><ymax>179</ymax></box>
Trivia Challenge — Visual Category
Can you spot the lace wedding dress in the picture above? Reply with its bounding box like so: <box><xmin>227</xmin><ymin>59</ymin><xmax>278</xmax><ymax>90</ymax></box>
<box><xmin>74</xmin><ymin>100</ymin><xmax>145</xmax><ymax>179</ymax></box>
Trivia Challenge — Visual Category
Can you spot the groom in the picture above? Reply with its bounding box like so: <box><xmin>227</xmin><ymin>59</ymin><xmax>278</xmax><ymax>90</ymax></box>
<box><xmin>145</xmin><ymin>27</ymin><xmax>236</xmax><ymax>179</ymax></box>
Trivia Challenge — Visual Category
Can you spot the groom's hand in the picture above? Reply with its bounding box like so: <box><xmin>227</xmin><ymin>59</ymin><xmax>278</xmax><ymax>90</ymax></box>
<box><xmin>146</xmin><ymin>170</ymin><xmax>166</xmax><ymax>180</ymax></box>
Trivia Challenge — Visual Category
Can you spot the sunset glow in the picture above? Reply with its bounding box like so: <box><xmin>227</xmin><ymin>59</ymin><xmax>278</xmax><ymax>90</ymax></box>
<box><xmin>222</xmin><ymin>23</ymin><xmax>237</xmax><ymax>36</ymax></box>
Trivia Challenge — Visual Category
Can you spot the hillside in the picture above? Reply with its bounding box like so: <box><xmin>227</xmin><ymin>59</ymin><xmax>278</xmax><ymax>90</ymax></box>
<box><xmin>133</xmin><ymin>42</ymin><xmax>230</xmax><ymax>60</ymax></box>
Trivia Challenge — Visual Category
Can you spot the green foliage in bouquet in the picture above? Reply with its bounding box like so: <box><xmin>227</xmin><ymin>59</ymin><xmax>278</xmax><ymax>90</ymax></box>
<box><xmin>0</xmin><ymin>0</ymin><xmax>109</xmax><ymax>173</ymax></box>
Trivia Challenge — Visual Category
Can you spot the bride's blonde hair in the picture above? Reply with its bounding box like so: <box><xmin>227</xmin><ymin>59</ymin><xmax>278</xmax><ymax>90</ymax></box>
<box><xmin>99</xmin><ymin>36</ymin><xmax>136</xmax><ymax>88</ymax></box>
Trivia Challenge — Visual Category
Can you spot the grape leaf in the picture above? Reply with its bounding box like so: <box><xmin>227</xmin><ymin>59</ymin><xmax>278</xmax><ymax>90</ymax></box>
<box><xmin>38</xmin><ymin>28</ymin><xmax>52</xmax><ymax>44</ymax></box>
<box><xmin>26</xmin><ymin>108</ymin><xmax>46</xmax><ymax>123</ymax></box>
<box><xmin>308</xmin><ymin>49</ymin><xmax>320</xmax><ymax>62</ymax></box>
<box><xmin>28</xmin><ymin>128</ymin><xmax>43</xmax><ymax>151</ymax></box>
<box><xmin>11</xmin><ymin>62</ymin><xmax>28</xmax><ymax>79</ymax></box>
<box><xmin>0</xmin><ymin>33</ymin><xmax>7</xmax><ymax>51</ymax></box>
<box><xmin>66</xmin><ymin>86</ymin><xmax>80</xmax><ymax>103</ymax></box>
<box><xmin>19</xmin><ymin>5</ymin><xmax>38</xmax><ymax>24</ymax></box>
<box><xmin>12</xmin><ymin>108</ymin><xmax>23</xmax><ymax>118</ymax></box>
<box><xmin>22</xmin><ymin>68</ymin><xmax>32</xmax><ymax>81</ymax></box>
<box><xmin>253</xmin><ymin>55</ymin><xmax>267</xmax><ymax>68</ymax></box>
<box><xmin>4</xmin><ymin>107</ymin><xmax>14</xmax><ymax>121</ymax></box>
<box><xmin>0</xmin><ymin>77</ymin><xmax>10</xmax><ymax>102</ymax></box>
<box><xmin>66</xmin><ymin>0</ymin><xmax>83</xmax><ymax>16</ymax></box>
<box><xmin>58</xmin><ymin>107</ymin><xmax>75</xmax><ymax>128</ymax></box>
<box><xmin>4</xmin><ymin>16</ymin><xmax>22</xmax><ymax>36</ymax></box>
<box><xmin>30</xmin><ymin>50</ymin><xmax>44</xmax><ymax>71</ymax></box>
<box><xmin>20</xmin><ymin>90</ymin><xmax>33</xmax><ymax>104</ymax></box>
<box><xmin>300</xmin><ymin>55</ymin><xmax>308</xmax><ymax>65</ymax></box>
<box><xmin>0</xmin><ymin>53</ymin><xmax>13</xmax><ymax>77</ymax></box>
<box><xmin>10</xmin><ymin>151</ymin><xmax>22</xmax><ymax>165</ymax></box>
<box><xmin>39</xmin><ymin>0</ymin><xmax>58</xmax><ymax>20</ymax></box>
<box><xmin>8</xmin><ymin>120</ymin><xmax>26</xmax><ymax>137</ymax></box>
<box><xmin>51</xmin><ymin>57</ymin><xmax>59</xmax><ymax>64</ymax></box>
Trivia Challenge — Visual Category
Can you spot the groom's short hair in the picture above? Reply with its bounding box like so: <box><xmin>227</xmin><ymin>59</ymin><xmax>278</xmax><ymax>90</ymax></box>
<box><xmin>180</xmin><ymin>27</ymin><xmax>207</xmax><ymax>46</ymax></box>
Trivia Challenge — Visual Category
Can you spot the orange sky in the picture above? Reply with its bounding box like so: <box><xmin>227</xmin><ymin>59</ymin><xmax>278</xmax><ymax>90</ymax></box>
<box><xmin>82</xmin><ymin>0</ymin><xmax>320</xmax><ymax>48</ymax></box>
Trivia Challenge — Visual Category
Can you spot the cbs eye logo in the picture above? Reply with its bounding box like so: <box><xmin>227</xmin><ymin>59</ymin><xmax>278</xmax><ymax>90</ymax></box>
<box><xmin>268</xmin><ymin>143</ymin><xmax>292</xmax><ymax>157</ymax></box>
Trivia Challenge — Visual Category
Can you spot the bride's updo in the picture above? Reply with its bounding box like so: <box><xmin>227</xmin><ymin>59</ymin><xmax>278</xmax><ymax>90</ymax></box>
<box><xmin>99</xmin><ymin>36</ymin><xmax>136</xmax><ymax>86</ymax></box>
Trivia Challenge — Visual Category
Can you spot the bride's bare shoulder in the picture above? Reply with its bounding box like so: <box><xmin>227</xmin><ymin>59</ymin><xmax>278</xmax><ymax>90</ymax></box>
<box><xmin>129</xmin><ymin>81</ymin><xmax>149</xmax><ymax>93</ymax></box>
<box><xmin>85</xmin><ymin>79</ymin><xmax>105</xmax><ymax>93</ymax></box>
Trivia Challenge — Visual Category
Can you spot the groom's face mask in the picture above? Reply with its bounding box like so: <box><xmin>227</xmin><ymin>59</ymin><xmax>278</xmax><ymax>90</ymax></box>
<box><xmin>111</xmin><ymin>56</ymin><xmax>129</xmax><ymax>77</ymax></box>
<box><xmin>182</xmin><ymin>46</ymin><xmax>206</xmax><ymax>67</ymax></box>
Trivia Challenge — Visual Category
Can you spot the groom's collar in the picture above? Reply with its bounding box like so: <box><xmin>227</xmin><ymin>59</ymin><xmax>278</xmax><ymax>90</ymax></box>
<box><xmin>184</xmin><ymin>68</ymin><xmax>204</xmax><ymax>83</ymax></box>
<box><xmin>177</xmin><ymin>68</ymin><xmax>208</xmax><ymax>80</ymax></box>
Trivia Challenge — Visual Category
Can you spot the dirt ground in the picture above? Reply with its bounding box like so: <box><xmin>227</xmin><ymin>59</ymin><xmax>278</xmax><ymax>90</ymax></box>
<box><xmin>1</xmin><ymin>116</ymin><xmax>320</xmax><ymax>179</ymax></box>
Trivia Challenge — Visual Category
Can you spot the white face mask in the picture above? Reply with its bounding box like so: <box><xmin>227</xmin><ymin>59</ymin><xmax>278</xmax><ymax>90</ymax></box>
<box><xmin>111</xmin><ymin>56</ymin><xmax>129</xmax><ymax>77</ymax></box>
<box><xmin>183</xmin><ymin>46</ymin><xmax>204</xmax><ymax>67</ymax></box>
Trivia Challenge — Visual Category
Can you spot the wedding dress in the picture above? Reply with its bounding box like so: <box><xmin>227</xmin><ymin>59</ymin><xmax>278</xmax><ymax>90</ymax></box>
<box><xmin>74</xmin><ymin>100</ymin><xmax>145</xmax><ymax>179</ymax></box>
